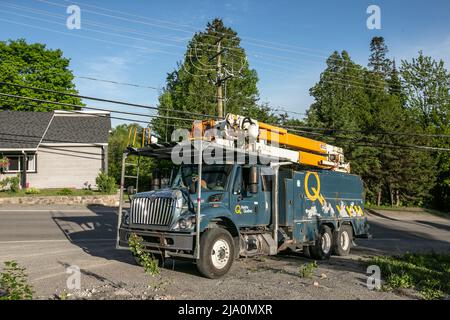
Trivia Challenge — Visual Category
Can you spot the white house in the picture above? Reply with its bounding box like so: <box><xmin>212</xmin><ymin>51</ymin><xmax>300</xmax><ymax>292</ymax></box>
<box><xmin>0</xmin><ymin>110</ymin><xmax>111</xmax><ymax>189</ymax></box>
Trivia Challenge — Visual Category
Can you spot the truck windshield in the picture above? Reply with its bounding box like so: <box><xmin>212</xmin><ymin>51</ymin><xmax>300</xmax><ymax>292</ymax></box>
<box><xmin>171</xmin><ymin>164</ymin><xmax>232</xmax><ymax>193</ymax></box>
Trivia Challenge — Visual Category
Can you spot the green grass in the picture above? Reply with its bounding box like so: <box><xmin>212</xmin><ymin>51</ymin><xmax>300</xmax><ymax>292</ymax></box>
<box><xmin>0</xmin><ymin>188</ymin><xmax>115</xmax><ymax>198</ymax></box>
<box><xmin>367</xmin><ymin>253</ymin><xmax>450</xmax><ymax>300</ymax></box>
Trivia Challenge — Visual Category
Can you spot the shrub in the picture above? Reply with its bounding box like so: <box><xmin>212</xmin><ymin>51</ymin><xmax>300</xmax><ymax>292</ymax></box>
<box><xmin>8</xmin><ymin>176</ymin><xmax>20</xmax><ymax>193</ymax></box>
<box><xmin>128</xmin><ymin>233</ymin><xmax>160</xmax><ymax>276</ymax></box>
<box><xmin>0</xmin><ymin>261</ymin><xmax>33</xmax><ymax>300</ymax></box>
<box><xmin>0</xmin><ymin>176</ymin><xmax>20</xmax><ymax>193</ymax></box>
<box><xmin>96</xmin><ymin>172</ymin><xmax>117</xmax><ymax>194</ymax></box>
<box><xmin>25</xmin><ymin>187</ymin><xmax>40</xmax><ymax>195</ymax></box>
<box><xmin>299</xmin><ymin>261</ymin><xmax>318</xmax><ymax>278</ymax></box>
<box><xmin>57</xmin><ymin>188</ymin><xmax>73</xmax><ymax>196</ymax></box>
<box><xmin>0</xmin><ymin>178</ymin><xmax>8</xmax><ymax>190</ymax></box>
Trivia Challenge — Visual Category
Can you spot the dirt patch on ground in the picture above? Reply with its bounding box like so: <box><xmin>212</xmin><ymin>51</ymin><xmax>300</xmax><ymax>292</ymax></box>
<box><xmin>52</xmin><ymin>252</ymin><xmax>409</xmax><ymax>300</ymax></box>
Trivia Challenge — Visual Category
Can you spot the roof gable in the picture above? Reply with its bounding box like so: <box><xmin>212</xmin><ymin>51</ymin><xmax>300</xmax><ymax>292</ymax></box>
<box><xmin>0</xmin><ymin>111</ymin><xmax>53</xmax><ymax>150</ymax></box>
<box><xmin>42</xmin><ymin>113</ymin><xmax>111</xmax><ymax>144</ymax></box>
<box><xmin>0</xmin><ymin>111</ymin><xmax>111</xmax><ymax>150</ymax></box>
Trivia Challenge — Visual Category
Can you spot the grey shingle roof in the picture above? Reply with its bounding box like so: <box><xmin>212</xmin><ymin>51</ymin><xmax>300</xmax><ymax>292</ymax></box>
<box><xmin>0</xmin><ymin>111</ymin><xmax>53</xmax><ymax>149</ymax></box>
<box><xmin>42</xmin><ymin>114</ymin><xmax>111</xmax><ymax>144</ymax></box>
<box><xmin>0</xmin><ymin>111</ymin><xmax>111</xmax><ymax>150</ymax></box>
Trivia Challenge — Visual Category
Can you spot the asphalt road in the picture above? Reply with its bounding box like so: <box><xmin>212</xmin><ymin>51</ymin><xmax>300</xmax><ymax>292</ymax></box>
<box><xmin>0</xmin><ymin>205</ymin><xmax>448</xmax><ymax>299</ymax></box>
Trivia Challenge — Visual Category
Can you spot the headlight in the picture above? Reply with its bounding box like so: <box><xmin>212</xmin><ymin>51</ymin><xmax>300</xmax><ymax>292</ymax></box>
<box><xmin>173</xmin><ymin>215</ymin><xmax>196</xmax><ymax>230</ymax></box>
<box><xmin>122</xmin><ymin>209</ymin><xmax>130</xmax><ymax>225</ymax></box>
<box><xmin>179</xmin><ymin>218</ymin><xmax>188</xmax><ymax>229</ymax></box>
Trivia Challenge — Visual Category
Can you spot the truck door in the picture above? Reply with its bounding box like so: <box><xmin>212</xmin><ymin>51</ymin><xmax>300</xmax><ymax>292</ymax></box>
<box><xmin>230</xmin><ymin>166</ymin><xmax>264</xmax><ymax>227</ymax></box>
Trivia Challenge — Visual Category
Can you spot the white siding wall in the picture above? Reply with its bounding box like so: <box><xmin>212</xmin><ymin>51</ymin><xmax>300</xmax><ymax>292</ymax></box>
<box><xmin>25</xmin><ymin>145</ymin><xmax>104</xmax><ymax>189</ymax></box>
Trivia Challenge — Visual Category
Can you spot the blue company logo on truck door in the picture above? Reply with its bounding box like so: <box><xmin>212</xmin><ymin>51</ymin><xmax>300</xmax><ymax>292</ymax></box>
<box><xmin>304</xmin><ymin>171</ymin><xmax>364</xmax><ymax>218</ymax></box>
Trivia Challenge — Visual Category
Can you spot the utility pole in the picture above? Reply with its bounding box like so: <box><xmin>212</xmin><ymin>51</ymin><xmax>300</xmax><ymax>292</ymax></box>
<box><xmin>216</xmin><ymin>38</ymin><xmax>223</xmax><ymax>118</ymax></box>
<box><xmin>205</xmin><ymin>34</ymin><xmax>242</xmax><ymax>119</ymax></box>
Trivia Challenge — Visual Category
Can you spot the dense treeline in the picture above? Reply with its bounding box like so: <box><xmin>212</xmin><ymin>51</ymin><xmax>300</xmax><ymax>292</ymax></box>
<box><xmin>303</xmin><ymin>37</ymin><xmax>449</xmax><ymax>210</ymax></box>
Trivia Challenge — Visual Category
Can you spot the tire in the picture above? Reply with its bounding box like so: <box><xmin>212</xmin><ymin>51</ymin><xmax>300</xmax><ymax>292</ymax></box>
<box><xmin>303</xmin><ymin>246</ymin><xmax>311</xmax><ymax>258</ymax></box>
<box><xmin>309</xmin><ymin>225</ymin><xmax>333</xmax><ymax>260</ymax></box>
<box><xmin>196</xmin><ymin>228</ymin><xmax>235</xmax><ymax>279</ymax></box>
<box><xmin>332</xmin><ymin>225</ymin><xmax>353</xmax><ymax>256</ymax></box>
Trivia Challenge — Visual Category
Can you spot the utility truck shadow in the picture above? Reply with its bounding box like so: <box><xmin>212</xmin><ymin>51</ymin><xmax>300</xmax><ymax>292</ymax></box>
<box><xmin>51</xmin><ymin>205</ymin><xmax>205</xmax><ymax>276</ymax></box>
<box><xmin>51</xmin><ymin>205</ymin><xmax>134</xmax><ymax>264</ymax></box>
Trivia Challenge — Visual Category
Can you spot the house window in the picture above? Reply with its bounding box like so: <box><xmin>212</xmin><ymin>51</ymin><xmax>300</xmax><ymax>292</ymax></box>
<box><xmin>7</xmin><ymin>157</ymin><xmax>20</xmax><ymax>171</ymax></box>
<box><xmin>26</xmin><ymin>155</ymin><xmax>36</xmax><ymax>172</ymax></box>
<box><xmin>4</xmin><ymin>155</ymin><xmax>36</xmax><ymax>173</ymax></box>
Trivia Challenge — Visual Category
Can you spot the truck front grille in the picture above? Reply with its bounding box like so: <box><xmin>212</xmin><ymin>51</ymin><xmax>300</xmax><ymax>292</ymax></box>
<box><xmin>130</xmin><ymin>197</ymin><xmax>175</xmax><ymax>226</ymax></box>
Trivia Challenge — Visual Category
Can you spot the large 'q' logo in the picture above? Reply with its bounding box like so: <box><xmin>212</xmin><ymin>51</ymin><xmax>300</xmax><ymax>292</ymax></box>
<box><xmin>304</xmin><ymin>172</ymin><xmax>325</xmax><ymax>205</ymax></box>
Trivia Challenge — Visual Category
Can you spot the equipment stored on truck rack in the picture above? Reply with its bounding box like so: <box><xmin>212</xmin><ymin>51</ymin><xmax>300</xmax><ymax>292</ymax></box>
<box><xmin>116</xmin><ymin>113</ymin><xmax>369</xmax><ymax>278</ymax></box>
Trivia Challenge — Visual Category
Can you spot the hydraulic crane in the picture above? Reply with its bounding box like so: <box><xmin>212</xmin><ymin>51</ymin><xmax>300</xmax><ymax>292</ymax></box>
<box><xmin>191</xmin><ymin>113</ymin><xmax>350</xmax><ymax>172</ymax></box>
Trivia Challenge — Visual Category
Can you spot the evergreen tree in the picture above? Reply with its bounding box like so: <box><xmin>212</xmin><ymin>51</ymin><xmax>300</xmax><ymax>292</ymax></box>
<box><xmin>153</xmin><ymin>18</ymin><xmax>265</xmax><ymax>139</ymax></box>
<box><xmin>388</xmin><ymin>60</ymin><xmax>404</xmax><ymax>99</ymax></box>
<box><xmin>368</xmin><ymin>36</ymin><xmax>392</xmax><ymax>78</ymax></box>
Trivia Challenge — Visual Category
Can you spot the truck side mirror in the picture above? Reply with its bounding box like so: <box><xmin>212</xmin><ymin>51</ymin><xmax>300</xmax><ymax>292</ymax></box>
<box><xmin>249</xmin><ymin>166</ymin><xmax>258</xmax><ymax>194</ymax></box>
<box><xmin>152</xmin><ymin>169</ymin><xmax>161</xmax><ymax>190</ymax></box>
<box><xmin>127</xmin><ymin>186</ymin><xmax>135</xmax><ymax>195</ymax></box>
<box><xmin>127</xmin><ymin>186</ymin><xmax>135</xmax><ymax>202</ymax></box>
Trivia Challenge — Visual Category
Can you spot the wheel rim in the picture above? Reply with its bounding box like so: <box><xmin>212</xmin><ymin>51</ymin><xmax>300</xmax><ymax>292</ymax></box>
<box><xmin>211</xmin><ymin>238</ymin><xmax>230</xmax><ymax>269</ymax></box>
<box><xmin>340</xmin><ymin>230</ymin><xmax>350</xmax><ymax>251</ymax></box>
<box><xmin>321</xmin><ymin>232</ymin><xmax>332</xmax><ymax>254</ymax></box>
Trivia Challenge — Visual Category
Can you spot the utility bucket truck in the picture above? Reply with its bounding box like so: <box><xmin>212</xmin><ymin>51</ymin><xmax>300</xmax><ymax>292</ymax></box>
<box><xmin>116</xmin><ymin>114</ymin><xmax>370</xmax><ymax>278</ymax></box>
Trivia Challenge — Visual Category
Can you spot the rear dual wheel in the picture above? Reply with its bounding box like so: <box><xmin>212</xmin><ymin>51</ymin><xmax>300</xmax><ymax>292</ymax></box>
<box><xmin>310</xmin><ymin>225</ymin><xmax>333</xmax><ymax>260</ymax></box>
<box><xmin>308</xmin><ymin>224</ymin><xmax>353</xmax><ymax>259</ymax></box>
<box><xmin>332</xmin><ymin>225</ymin><xmax>353</xmax><ymax>256</ymax></box>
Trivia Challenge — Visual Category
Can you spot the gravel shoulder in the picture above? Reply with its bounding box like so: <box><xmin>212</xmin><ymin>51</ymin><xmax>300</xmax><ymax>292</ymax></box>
<box><xmin>0</xmin><ymin>205</ymin><xmax>448</xmax><ymax>300</ymax></box>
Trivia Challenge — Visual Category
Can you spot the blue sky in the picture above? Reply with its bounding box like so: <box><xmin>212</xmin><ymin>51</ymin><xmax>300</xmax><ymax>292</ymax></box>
<box><xmin>1</xmin><ymin>0</ymin><xmax>449</xmax><ymax>126</ymax></box>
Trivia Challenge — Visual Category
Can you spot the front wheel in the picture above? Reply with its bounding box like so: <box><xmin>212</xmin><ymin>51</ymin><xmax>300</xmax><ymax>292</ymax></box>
<box><xmin>196</xmin><ymin>228</ymin><xmax>235</xmax><ymax>279</ymax></box>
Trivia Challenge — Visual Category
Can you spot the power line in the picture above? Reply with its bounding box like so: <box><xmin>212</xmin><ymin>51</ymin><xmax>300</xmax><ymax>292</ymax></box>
<box><xmin>20</xmin><ymin>1</ymin><xmax>373</xmax><ymax>77</ymax></box>
<box><xmin>286</xmin><ymin>127</ymin><xmax>450</xmax><ymax>152</ymax></box>
<box><xmin>0</xmin><ymin>101</ymin><xmax>151</xmax><ymax>125</ymax></box>
<box><xmin>25</xmin><ymin>0</ymin><xmax>412</xmax><ymax>91</ymax></box>
<box><xmin>1</xmin><ymin>2</ymin><xmax>401</xmax><ymax>99</ymax></box>
<box><xmin>1</xmin><ymin>81</ymin><xmax>441</xmax><ymax>140</ymax></box>
<box><xmin>50</xmin><ymin>0</ymin><xmax>346</xmax><ymax>62</ymax></box>
<box><xmin>0</xmin><ymin>81</ymin><xmax>219</xmax><ymax>119</ymax></box>
<box><xmin>283</xmin><ymin>123</ymin><xmax>450</xmax><ymax>138</ymax></box>
<box><xmin>0</xmin><ymin>92</ymin><xmax>200</xmax><ymax>124</ymax></box>
<box><xmin>1</xmin><ymin>91</ymin><xmax>447</xmax><ymax>152</ymax></box>
<box><xmin>74</xmin><ymin>75</ymin><xmax>162</xmax><ymax>91</ymax></box>
<box><xmin>2</xmin><ymin>81</ymin><xmax>441</xmax><ymax>141</ymax></box>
